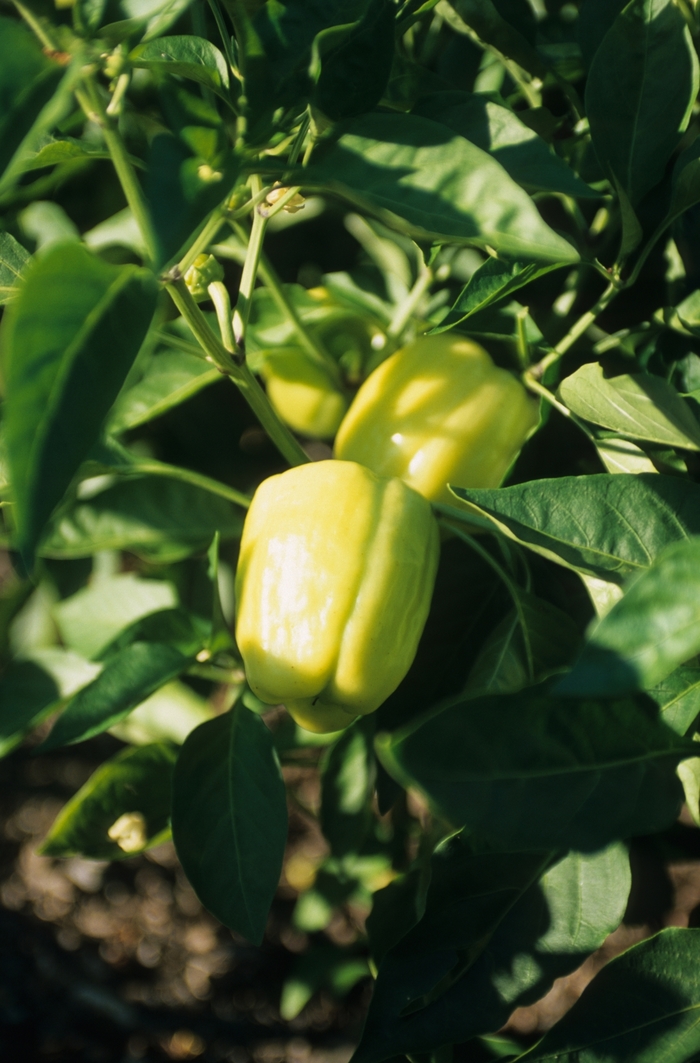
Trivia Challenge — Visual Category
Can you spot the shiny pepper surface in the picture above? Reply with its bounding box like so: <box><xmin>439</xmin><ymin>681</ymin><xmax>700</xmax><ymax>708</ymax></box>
<box><xmin>334</xmin><ymin>334</ymin><xmax>540</xmax><ymax>505</ymax></box>
<box><xmin>261</xmin><ymin>348</ymin><xmax>348</xmax><ymax>439</ymax></box>
<box><xmin>235</xmin><ymin>460</ymin><xmax>440</xmax><ymax>733</ymax></box>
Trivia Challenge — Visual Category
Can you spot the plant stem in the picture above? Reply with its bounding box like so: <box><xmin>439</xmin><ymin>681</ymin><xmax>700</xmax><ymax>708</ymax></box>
<box><xmin>166</xmin><ymin>278</ymin><xmax>310</xmax><ymax>466</ymax></box>
<box><xmin>387</xmin><ymin>265</ymin><xmax>434</xmax><ymax>339</ymax></box>
<box><xmin>117</xmin><ymin>456</ymin><xmax>251</xmax><ymax>509</ymax></box>
<box><xmin>232</xmin><ymin>182</ymin><xmax>268</xmax><ymax>347</ymax></box>
<box><xmin>443</xmin><ymin>521</ymin><xmax>534</xmax><ymax>682</ymax></box>
<box><xmin>76</xmin><ymin>78</ymin><xmax>159</xmax><ymax>265</ymax></box>
<box><xmin>528</xmin><ymin>280</ymin><xmax>618</xmax><ymax>381</ymax></box>
<box><xmin>13</xmin><ymin>0</ymin><xmax>56</xmax><ymax>48</ymax></box>
<box><xmin>521</xmin><ymin>375</ymin><xmax>596</xmax><ymax>442</ymax></box>
<box><xmin>174</xmin><ymin>183</ymin><xmax>272</xmax><ymax>279</ymax></box>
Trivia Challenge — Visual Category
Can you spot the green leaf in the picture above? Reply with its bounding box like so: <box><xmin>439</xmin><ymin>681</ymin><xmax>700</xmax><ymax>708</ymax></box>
<box><xmin>451</xmin><ymin>474</ymin><xmax>700</xmax><ymax>583</ymax></box>
<box><xmin>2</xmin><ymin>243</ymin><xmax>158</xmax><ymax>567</ymax></box>
<box><xmin>465</xmin><ymin>591</ymin><xmax>581</xmax><ymax>697</ymax></box>
<box><xmin>53</xmin><ymin>572</ymin><xmax>178</xmax><ymax>660</ymax></box>
<box><xmin>40</xmin><ymin>641</ymin><xmax>191</xmax><ymax>751</ymax></box>
<box><xmin>303</xmin><ymin>113</ymin><xmax>580</xmax><ymax>263</ymax></box>
<box><xmin>107</xmin><ymin>348</ymin><xmax>219</xmax><ymax>432</ymax></box>
<box><xmin>519</xmin><ymin>928</ymin><xmax>700</xmax><ymax>1063</ymax></box>
<box><xmin>97</xmin><ymin>607</ymin><xmax>208</xmax><ymax>660</ymax></box>
<box><xmin>320</xmin><ymin>716</ymin><xmax>376</xmax><ymax>858</ymax></box>
<box><xmin>355</xmin><ymin>839</ymin><xmax>630</xmax><ymax>1063</ymax></box>
<box><xmin>595</xmin><ymin>437</ymin><xmax>657</xmax><ymax>475</ymax></box>
<box><xmin>412</xmin><ymin>92</ymin><xmax>597</xmax><ymax>199</ymax></box>
<box><xmin>131</xmin><ymin>36</ymin><xmax>231</xmax><ymax>101</ymax></box>
<box><xmin>171</xmin><ymin>704</ymin><xmax>288</xmax><ymax>944</ymax></box>
<box><xmin>577</xmin><ymin>0</ymin><xmax>626</xmax><ymax>68</ymax></box>
<box><xmin>313</xmin><ymin>0</ymin><xmax>395</xmax><ymax>120</ymax></box>
<box><xmin>109</xmin><ymin>680</ymin><xmax>212</xmax><ymax>746</ymax></box>
<box><xmin>0</xmin><ymin>660</ymin><xmax>60</xmax><ymax>758</ymax></box>
<box><xmin>430</xmin><ymin>256</ymin><xmax>564</xmax><ymax>334</ymax></box>
<box><xmin>0</xmin><ymin>231</ymin><xmax>30</xmax><ymax>304</ymax></box>
<box><xmin>19</xmin><ymin>201</ymin><xmax>80</xmax><ymax>251</ymax></box>
<box><xmin>559</xmin><ymin>363</ymin><xmax>700</xmax><ymax>449</ymax></box>
<box><xmin>41</xmin><ymin>475</ymin><xmax>242</xmax><ymax>563</ymax></box>
<box><xmin>0</xmin><ymin>18</ymin><xmax>65</xmax><ymax>191</ymax></box>
<box><xmin>449</xmin><ymin>0</ymin><xmax>547</xmax><ymax>82</ymax></box>
<box><xmin>647</xmin><ymin>665</ymin><xmax>700</xmax><ymax>736</ymax></box>
<box><xmin>207</xmin><ymin>532</ymin><xmax>235</xmax><ymax>655</ymax></box>
<box><xmin>40</xmin><ymin>743</ymin><xmax>176</xmax><ymax>859</ymax></box>
<box><xmin>376</xmin><ymin>680</ymin><xmax>691</xmax><ymax>851</ymax></box>
<box><xmin>557</xmin><ymin>539</ymin><xmax>700</xmax><ymax>697</ymax></box>
<box><xmin>585</xmin><ymin>0</ymin><xmax>699</xmax><ymax>205</ymax></box>
<box><xmin>20</xmin><ymin>137</ymin><xmax>113</xmax><ymax>173</ymax></box>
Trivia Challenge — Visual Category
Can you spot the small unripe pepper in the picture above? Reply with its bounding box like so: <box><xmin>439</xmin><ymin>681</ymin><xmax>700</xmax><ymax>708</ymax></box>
<box><xmin>334</xmin><ymin>334</ymin><xmax>540</xmax><ymax>505</ymax></box>
<box><xmin>261</xmin><ymin>348</ymin><xmax>348</xmax><ymax>439</ymax></box>
<box><xmin>235</xmin><ymin>460</ymin><xmax>440</xmax><ymax>733</ymax></box>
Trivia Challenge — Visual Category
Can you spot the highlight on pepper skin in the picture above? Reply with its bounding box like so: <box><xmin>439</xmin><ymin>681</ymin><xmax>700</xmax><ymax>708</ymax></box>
<box><xmin>234</xmin><ymin>459</ymin><xmax>440</xmax><ymax>733</ymax></box>
<box><xmin>334</xmin><ymin>333</ymin><xmax>540</xmax><ymax>505</ymax></box>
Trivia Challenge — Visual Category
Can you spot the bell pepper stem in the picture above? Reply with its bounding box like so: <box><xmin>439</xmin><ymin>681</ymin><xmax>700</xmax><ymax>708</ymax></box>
<box><xmin>166</xmin><ymin>278</ymin><xmax>310</xmax><ymax>467</ymax></box>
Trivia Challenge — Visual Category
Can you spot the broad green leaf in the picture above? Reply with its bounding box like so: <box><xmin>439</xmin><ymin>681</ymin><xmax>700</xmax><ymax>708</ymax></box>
<box><xmin>116</xmin><ymin>0</ymin><xmax>196</xmax><ymax>41</ymax></box>
<box><xmin>557</xmin><ymin>539</ymin><xmax>700</xmax><ymax>697</ymax></box>
<box><xmin>107</xmin><ymin>348</ymin><xmax>219</xmax><ymax>432</ymax></box>
<box><xmin>559</xmin><ymin>363</ymin><xmax>700</xmax><ymax>449</ymax></box>
<box><xmin>41</xmin><ymin>476</ymin><xmax>242</xmax><ymax>563</ymax></box>
<box><xmin>313</xmin><ymin>0</ymin><xmax>394</xmax><ymax>120</ymax></box>
<box><xmin>595</xmin><ymin>437</ymin><xmax>657</xmax><ymax>475</ymax></box>
<box><xmin>430</xmin><ymin>256</ymin><xmax>563</xmax><ymax>334</ymax></box>
<box><xmin>40</xmin><ymin>642</ymin><xmax>191</xmax><ymax>750</ymax></box>
<box><xmin>585</xmin><ymin>0</ymin><xmax>699</xmax><ymax>205</ymax></box>
<box><xmin>109</xmin><ymin>680</ymin><xmax>212</xmax><ymax>745</ymax></box>
<box><xmin>303</xmin><ymin>113</ymin><xmax>580</xmax><ymax>262</ymax></box>
<box><xmin>131</xmin><ymin>36</ymin><xmax>231</xmax><ymax>101</ymax></box>
<box><xmin>0</xmin><ymin>18</ymin><xmax>64</xmax><ymax>190</ymax></box>
<box><xmin>678</xmin><ymin>754</ymin><xmax>700</xmax><ymax>826</ymax></box>
<box><xmin>449</xmin><ymin>0</ymin><xmax>547</xmax><ymax>81</ymax></box>
<box><xmin>465</xmin><ymin>591</ymin><xmax>581</xmax><ymax>697</ymax></box>
<box><xmin>0</xmin><ymin>232</ymin><xmax>30</xmax><ymax>304</ymax></box>
<box><xmin>519</xmin><ymin>928</ymin><xmax>700</xmax><ymax>1063</ymax></box>
<box><xmin>452</xmin><ymin>474</ymin><xmax>700</xmax><ymax>583</ymax></box>
<box><xmin>40</xmin><ymin>743</ymin><xmax>175</xmax><ymax>859</ymax></box>
<box><xmin>577</xmin><ymin>0</ymin><xmax>626</xmax><ymax>67</ymax></box>
<box><xmin>412</xmin><ymin>92</ymin><xmax>597</xmax><ymax>198</ymax></box>
<box><xmin>171</xmin><ymin>704</ymin><xmax>288</xmax><ymax>944</ymax></box>
<box><xmin>355</xmin><ymin>839</ymin><xmax>630</xmax><ymax>1063</ymax></box>
<box><xmin>321</xmin><ymin>716</ymin><xmax>376</xmax><ymax>858</ymax></box>
<box><xmin>0</xmin><ymin>660</ymin><xmax>60</xmax><ymax>757</ymax></box>
<box><xmin>2</xmin><ymin>243</ymin><xmax>158</xmax><ymax>566</ymax></box>
<box><xmin>376</xmin><ymin>680</ymin><xmax>691</xmax><ymax>851</ymax></box>
<box><xmin>97</xmin><ymin>607</ymin><xmax>208</xmax><ymax>660</ymax></box>
<box><xmin>20</xmin><ymin>137</ymin><xmax>113</xmax><ymax>172</ymax></box>
<box><xmin>648</xmin><ymin>666</ymin><xmax>700</xmax><ymax>736</ymax></box>
<box><xmin>53</xmin><ymin>572</ymin><xmax>178</xmax><ymax>660</ymax></box>
<box><xmin>83</xmin><ymin>207</ymin><xmax>147</xmax><ymax>257</ymax></box>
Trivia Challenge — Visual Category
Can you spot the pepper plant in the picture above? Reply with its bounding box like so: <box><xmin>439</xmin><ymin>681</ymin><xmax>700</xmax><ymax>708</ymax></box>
<box><xmin>3</xmin><ymin>0</ymin><xmax>700</xmax><ymax>1059</ymax></box>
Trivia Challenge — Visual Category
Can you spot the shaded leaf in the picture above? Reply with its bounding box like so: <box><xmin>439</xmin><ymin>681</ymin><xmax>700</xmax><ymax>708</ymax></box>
<box><xmin>40</xmin><ymin>642</ymin><xmax>191</xmax><ymax>750</ymax></box>
<box><xmin>577</xmin><ymin>0</ymin><xmax>626</xmax><ymax>68</ymax></box>
<box><xmin>413</xmin><ymin>91</ymin><xmax>597</xmax><ymax>198</ymax></box>
<box><xmin>647</xmin><ymin>666</ymin><xmax>700</xmax><ymax>736</ymax></box>
<box><xmin>108</xmin><ymin>348</ymin><xmax>219</xmax><ymax>432</ymax></box>
<box><xmin>109</xmin><ymin>680</ymin><xmax>212</xmax><ymax>746</ymax></box>
<box><xmin>452</xmin><ymin>474</ymin><xmax>700</xmax><ymax>583</ymax></box>
<box><xmin>376</xmin><ymin>680</ymin><xmax>691</xmax><ymax>851</ymax></box>
<box><xmin>314</xmin><ymin>0</ymin><xmax>395</xmax><ymax>120</ymax></box>
<box><xmin>172</xmin><ymin>705</ymin><xmax>288</xmax><ymax>943</ymax></box>
<box><xmin>557</xmin><ymin>539</ymin><xmax>700</xmax><ymax>697</ymax></box>
<box><xmin>0</xmin><ymin>660</ymin><xmax>60</xmax><ymax>757</ymax></box>
<box><xmin>321</xmin><ymin>717</ymin><xmax>376</xmax><ymax>858</ymax></box>
<box><xmin>559</xmin><ymin>363</ymin><xmax>700</xmax><ymax>449</ymax></box>
<box><xmin>41</xmin><ymin>743</ymin><xmax>175</xmax><ymax>859</ymax></box>
<box><xmin>585</xmin><ymin>0</ymin><xmax>699</xmax><ymax>205</ymax></box>
<box><xmin>2</xmin><ymin>243</ymin><xmax>158</xmax><ymax>566</ymax></box>
<box><xmin>303</xmin><ymin>113</ymin><xmax>580</xmax><ymax>262</ymax></box>
<box><xmin>520</xmin><ymin>928</ymin><xmax>700</xmax><ymax>1063</ymax></box>
<box><xmin>355</xmin><ymin>839</ymin><xmax>630</xmax><ymax>1063</ymax></box>
<box><xmin>41</xmin><ymin>476</ymin><xmax>242</xmax><ymax>563</ymax></box>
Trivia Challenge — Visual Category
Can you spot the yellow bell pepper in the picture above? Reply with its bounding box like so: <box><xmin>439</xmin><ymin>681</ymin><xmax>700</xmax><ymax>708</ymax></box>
<box><xmin>235</xmin><ymin>460</ymin><xmax>440</xmax><ymax>733</ymax></box>
<box><xmin>334</xmin><ymin>334</ymin><xmax>540</xmax><ymax>505</ymax></box>
<box><xmin>261</xmin><ymin>348</ymin><xmax>349</xmax><ymax>440</ymax></box>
